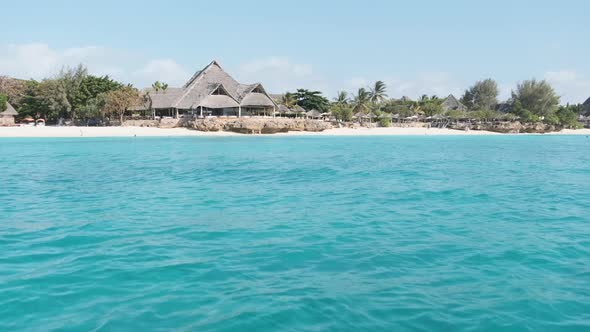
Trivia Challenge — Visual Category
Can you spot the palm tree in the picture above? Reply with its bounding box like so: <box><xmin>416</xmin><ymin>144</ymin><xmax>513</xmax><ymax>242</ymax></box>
<box><xmin>280</xmin><ymin>92</ymin><xmax>297</xmax><ymax>109</ymax></box>
<box><xmin>162</xmin><ymin>83</ymin><xmax>169</xmax><ymax>94</ymax></box>
<box><xmin>334</xmin><ymin>91</ymin><xmax>349</xmax><ymax>106</ymax></box>
<box><xmin>152</xmin><ymin>81</ymin><xmax>162</xmax><ymax>93</ymax></box>
<box><xmin>352</xmin><ymin>88</ymin><xmax>371</xmax><ymax>115</ymax></box>
<box><xmin>142</xmin><ymin>91</ymin><xmax>154</xmax><ymax>119</ymax></box>
<box><xmin>369</xmin><ymin>81</ymin><xmax>388</xmax><ymax>104</ymax></box>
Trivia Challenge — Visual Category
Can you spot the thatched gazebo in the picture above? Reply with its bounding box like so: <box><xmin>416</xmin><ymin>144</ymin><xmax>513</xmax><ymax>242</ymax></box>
<box><xmin>441</xmin><ymin>94</ymin><xmax>467</xmax><ymax>112</ymax></box>
<box><xmin>305</xmin><ymin>109</ymin><xmax>322</xmax><ymax>119</ymax></box>
<box><xmin>293</xmin><ymin>105</ymin><xmax>307</xmax><ymax>118</ymax></box>
<box><xmin>0</xmin><ymin>102</ymin><xmax>18</xmax><ymax>126</ymax></box>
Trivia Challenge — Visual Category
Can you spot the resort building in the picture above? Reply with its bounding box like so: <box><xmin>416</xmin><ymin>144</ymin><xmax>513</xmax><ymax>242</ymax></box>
<box><xmin>441</xmin><ymin>94</ymin><xmax>467</xmax><ymax>112</ymax></box>
<box><xmin>583</xmin><ymin>97</ymin><xmax>590</xmax><ymax>115</ymax></box>
<box><xmin>0</xmin><ymin>101</ymin><xmax>17</xmax><ymax>126</ymax></box>
<box><xmin>132</xmin><ymin>60</ymin><xmax>277</xmax><ymax>118</ymax></box>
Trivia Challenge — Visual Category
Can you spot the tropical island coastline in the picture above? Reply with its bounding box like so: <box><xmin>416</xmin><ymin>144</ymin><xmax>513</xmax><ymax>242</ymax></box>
<box><xmin>2</xmin><ymin>60</ymin><xmax>590</xmax><ymax>137</ymax></box>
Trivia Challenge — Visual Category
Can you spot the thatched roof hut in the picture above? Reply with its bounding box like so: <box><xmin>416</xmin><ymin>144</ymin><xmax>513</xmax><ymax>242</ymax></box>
<box><xmin>1</xmin><ymin>102</ymin><xmax>17</xmax><ymax>117</ymax></box>
<box><xmin>0</xmin><ymin>102</ymin><xmax>18</xmax><ymax>126</ymax></box>
<box><xmin>306</xmin><ymin>109</ymin><xmax>322</xmax><ymax>119</ymax></box>
<box><xmin>441</xmin><ymin>94</ymin><xmax>467</xmax><ymax>112</ymax></box>
<box><xmin>293</xmin><ymin>105</ymin><xmax>307</xmax><ymax>114</ymax></box>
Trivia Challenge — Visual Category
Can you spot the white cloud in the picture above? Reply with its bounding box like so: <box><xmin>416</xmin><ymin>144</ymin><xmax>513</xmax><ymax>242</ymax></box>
<box><xmin>237</xmin><ymin>57</ymin><xmax>325</xmax><ymax>93</ymax></box>
<box><xmin>135</xmin><ymin>59</ymin><xmax>190</xmax><ymax>86</ymax></box>
<box><xmin>0</xmin><ymin>43</ymin><xmax>189</xmax><ymax>88</ymax></box>
<box><xmin>544</xmin><ymin>70</ymin><xmax>590</xmax><ymax>104</ymax></box>
<box><xmin>0</xmin><ymin>43</ymin><xmax>60</xmax><ymax>79</ymax></box>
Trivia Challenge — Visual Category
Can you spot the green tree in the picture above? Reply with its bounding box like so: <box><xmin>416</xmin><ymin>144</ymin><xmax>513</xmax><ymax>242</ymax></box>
<box><xmin>334</xmin><ymin>91</ymin><xmax>349</xmax><ymax>106</ymax></box>
<box><xmin>36</xmin><ymin>79</ymin><xmax>71</xmax><ymax>120</ymax></box>
<box><xmin>461</xmin><ymin>78</ymin><xmax>498</xmax><ymax>111</ymax></box>
<box><xmin>0</xmin><ymin>94</ymin><xmax>7</xmax><ymax>112</ymax></box>
<box><xmin>352</xmin><ymin>88</ymin><xmax>371</xmax><ymax>114</ymax></box>
<box><xmin>58</xmin><ymin>64</ymin><xmax>89</xmax><ymax>120</ymax></box>
<box><xmin>421</xmin><ymin>102</ymin><xmax>443</xmax><ymax>117</ymax></box>
<box><xmin>103</xmin><ymin>86</ymin><xmax>141</xmax><ymax>123</ymax></box>
<box><xmin>369</xmin><ymin>81</ymin><xmax>388</xmax><ymax>104</ymax></box>
<box><xmin>161</xmin><ymin>83</ymin><xmax>169</xmax><ymax>93</ymax></box>
<box><xmin>378</xmin><ymin>116</ymin><xmax>391</xmax><ymax>127</ymax></box>
<box><xmin>381</xmin><ymin>99</ymin><xmax>414</xmax><ymax>118</ymax></box>
<box><xmin>280</xmin><ymin>92</ymin><xmax>297</xmax><ymax>109</ymax></box>
<box><xmin>15</xmin><ymin>80</ymin><xmax>41</xmax><ymax>119</ymax></box>
<box><xmin>511</xmin><ymin>79</ymin><xmax>559</xmax><ymax>117</ymax></box>
<box><xmin>446</xmin><ymin>109</ymin><xmax>466</xmax><ymax>121</ymax></box>
<box><xmin>152</xmin><ymin>81</ymin><xmax>162</xmax><ymax>93</ymax></box>
<box><xmin>78</xmin><ymin>93</ymin><xmax>108</xmax><ymax>121</ymax></box>
<box><xmin>470</xmin><ymin>109</ymin><xmax>500</xmax><ymax>121</ymax></box>
<box><xmin>331</xmin><ymin>104</ymin><xmax>353</xmax><ymax>122</ymax></box>
<box><xmin>292</xmin><ymin>89</ymin><xmax>330</xmax><ymax>113</ymax></box>
<box><xmin>73</xmin><ymin>75</ymin><xmax>122</xmax><ymax>111</ymax></box>
<box><xmin>556</xmin><ymin>105</ymin><xmax>579</xmax><ymax>128</ymax></box>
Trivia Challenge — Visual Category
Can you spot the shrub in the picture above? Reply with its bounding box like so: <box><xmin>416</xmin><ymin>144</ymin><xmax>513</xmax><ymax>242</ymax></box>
<box><xmin>543</xmin><ymin>113</ymin><xmax>560</xmax><ymax>126</ymax></box>
<box><xmin>556</xmin><ymin>107</ymin><xmax>579</xmax><ymax>128</ymax></box>
<box><xmin>0</xmin><ymin>94</ymin><xmax>7</xmax><ymax>112</ymax></box>
<box><xmin>379</xmin><ymin>117</ymin><xmax>391</xmax><ymax>127</ymax></box>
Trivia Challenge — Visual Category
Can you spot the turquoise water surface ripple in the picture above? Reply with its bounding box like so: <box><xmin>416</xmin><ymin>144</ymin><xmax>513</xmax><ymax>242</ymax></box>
<box><xmin>1</xmin><ymin>136</ymin><xmax>589</xmax><ymax>331</ymax></box>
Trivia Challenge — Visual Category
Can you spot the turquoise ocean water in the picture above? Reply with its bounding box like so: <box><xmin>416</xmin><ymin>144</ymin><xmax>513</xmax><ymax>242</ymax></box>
<box><xmin>1</xmin><ymin>136</ymin><xmax>589</xmax><ymax>331</ymax></box>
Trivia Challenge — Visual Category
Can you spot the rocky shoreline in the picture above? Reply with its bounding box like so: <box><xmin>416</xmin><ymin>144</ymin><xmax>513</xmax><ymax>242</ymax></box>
<box><xmin>187</xmin><ymin>118</ymin><xmax>333</xmax><ymax>134</ymax></box>
<box><xmin>447</xmin><ymin>121</ymin><xmax>565</xmax><ymax>134</ymax></box>
<box><xmin>119</xmin><ymin>117</ymin><xmax>574</xmax><ymax>135</ymax></box>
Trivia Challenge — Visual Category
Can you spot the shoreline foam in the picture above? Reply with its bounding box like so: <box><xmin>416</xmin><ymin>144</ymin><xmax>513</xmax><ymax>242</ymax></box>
<box><xmin>0</xmin><ymin>126</ymin><xmax>589</xmax><ymax>138</ymax></box>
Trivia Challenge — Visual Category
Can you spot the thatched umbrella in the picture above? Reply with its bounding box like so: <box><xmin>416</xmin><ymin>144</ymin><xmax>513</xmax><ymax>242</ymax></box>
<box><xmin>306</xmin><ymin>109</ymin><xmax>322</xmax><ymax>119</ymax></box>
<box><xmin>293</xmin><ymin>105</ymin><xmax>307</xmax><ymax>118</ymax></box>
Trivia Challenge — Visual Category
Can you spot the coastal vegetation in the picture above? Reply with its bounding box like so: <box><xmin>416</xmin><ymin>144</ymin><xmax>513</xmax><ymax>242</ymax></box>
<box><xmin>1</xmin><ymin>63</ymin><xmax>588</xmax><ymax>131</ymax></box>
<box><xmin>278</xmin><ymin>77</ymin><xmax>586</xmax><ymax>130</ymax></box>
<box><xmin>0</xmin><ymin>65</ymin><xmax>139</xmax><ymax>124</ymax></box>
<box><xmin>0</xmin><ymin>94</ymin><xmax>7</xmax><ymax>112</ymax></box>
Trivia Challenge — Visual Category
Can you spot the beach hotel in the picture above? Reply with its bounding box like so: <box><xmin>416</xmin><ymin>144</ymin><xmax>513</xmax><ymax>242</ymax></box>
<box><xmin>132</xmin><ymin>60</ymin><xmax>277</xmax><ymax>118</ymax></box>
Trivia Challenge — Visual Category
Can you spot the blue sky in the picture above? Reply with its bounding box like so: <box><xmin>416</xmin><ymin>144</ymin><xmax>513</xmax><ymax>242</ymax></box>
<box><xmin>1</xmin><ymin>0</ymin><xmax>589</xmax><ymax>103</ymax></box>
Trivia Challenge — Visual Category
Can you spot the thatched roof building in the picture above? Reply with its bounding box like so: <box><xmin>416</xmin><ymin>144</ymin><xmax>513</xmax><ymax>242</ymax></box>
<box><xmin>583</xmin><ymin>97</ymin><xmax>590</xmax><ymax>115</ymax></box>
<box><xmin>133</xmin><ymin>60</ymin><xmax>277</xmax><ymax>117</ymax></box>
<box><xmin>0</xmin><ymin>102</ymin><xmax>18</xmax><ymax>126</ymax></box>
<box><xmin>1</xmin><ymin>102</ymin><xmax>17</xmax><ymax>116</ymax></box>
<box><xmin>441</xmin><ymin>94</ymin><xmax>467</xmax><ymax>112</ymax></box>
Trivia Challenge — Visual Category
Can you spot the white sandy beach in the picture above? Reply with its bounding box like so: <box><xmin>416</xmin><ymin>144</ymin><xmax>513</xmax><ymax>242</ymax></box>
<box><xmin>0</xmin><ymin>126</ymin><xmax>589</xmax><ymax>138</ymax></box>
